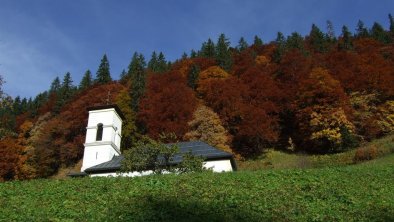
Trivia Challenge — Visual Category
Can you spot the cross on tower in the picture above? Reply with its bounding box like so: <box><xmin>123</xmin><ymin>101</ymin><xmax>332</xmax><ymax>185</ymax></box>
<box><xmin>105</xmin><ymin>91</ymin><xmax>111</xmax><ymax>105</ymax></box>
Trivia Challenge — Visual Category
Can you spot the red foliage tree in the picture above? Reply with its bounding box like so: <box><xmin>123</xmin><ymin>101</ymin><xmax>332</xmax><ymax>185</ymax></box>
<box><xmin>138</xmin><ymin>71</ymin><xmax>198</xmax><ymax>141</ymax></box>
<box><xmin>202</xmin><ymin>65</ymin><xmax>283</xmax><ymax>157</ymax></box>
<box><xmin>0</xmin><ymin>137</ymin><xmax>22</xmax><ymax>181</ymax></box>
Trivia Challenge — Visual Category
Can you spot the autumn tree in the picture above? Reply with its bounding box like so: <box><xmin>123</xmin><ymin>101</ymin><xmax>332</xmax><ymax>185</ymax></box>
<box><xmin>115</xmin><ymin>89</ymin><xmax>138</xmax><ymax>150</ymax></box>
<box><xmin>202</xmin><ymin>65</ymin><xmax>283</xmax><ymax>157</ymax></box>
<box><xmin>0</xmin><ymin>137</ymin><xmax>22</xmax><ymax>181</ymax></box>
<box><xmin>184</xmin><ymin>105</ymin><xmax>233</xmax><ymax>154</ymax></box>
<box><xmin>295</xmin><ymin>67</ymin><xmax>357</xmax><ymax>153</ymax></box>
<box><xmin>95</xmin><ymin>54</ymin><xmax>112</xmax><ymax>84</ymax></box>
<box><xmin>138</xmin><ymin>71</ymin><xmax>198</xmax><ymax>140</ymax></box>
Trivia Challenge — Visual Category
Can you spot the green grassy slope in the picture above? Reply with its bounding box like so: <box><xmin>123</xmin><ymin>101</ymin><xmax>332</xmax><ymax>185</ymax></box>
<box><xmin>1</xmin><ymin>154</ymin><xmax>393</xmax><ymax>221</ymax></box>
<box><xmin>239</xmin><ymin>134</ymin><xmax>394</xmax><ymax>170</ymax></box>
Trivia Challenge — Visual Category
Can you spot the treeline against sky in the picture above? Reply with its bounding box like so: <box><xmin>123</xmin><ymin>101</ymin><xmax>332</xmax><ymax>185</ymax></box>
<box><xmin>1</xmin><ymin>15</ymin><xmax>394</xmax><ymax>180</ymax></box>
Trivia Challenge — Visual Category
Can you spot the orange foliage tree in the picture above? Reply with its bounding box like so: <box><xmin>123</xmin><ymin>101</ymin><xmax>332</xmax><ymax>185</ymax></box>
<box><xmin>295</xmin><ymin>67</ymin><xmax>357</xmax><ymax>153</ymax></box>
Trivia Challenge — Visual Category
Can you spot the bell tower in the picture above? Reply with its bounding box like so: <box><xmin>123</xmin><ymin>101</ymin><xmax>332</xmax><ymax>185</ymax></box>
<box><xmin>81</xmin><ymin>104</ymin><xmax>124</xmax><ymax>172</ymax></box>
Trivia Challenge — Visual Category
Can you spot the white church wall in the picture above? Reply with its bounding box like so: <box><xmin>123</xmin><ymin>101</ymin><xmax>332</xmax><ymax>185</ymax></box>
<box><xmin>81</xmin><ymin>144</ymin><xmax>120</xmax><ymax>172</ymax></box>
<box><xmin>203</xmin><ymin>159</ymin><xmax>233</xmax><ymax>172</ymax></box>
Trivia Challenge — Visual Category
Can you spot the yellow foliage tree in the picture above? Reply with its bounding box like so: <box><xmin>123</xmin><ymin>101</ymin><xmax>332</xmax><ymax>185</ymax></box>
<box><xmin>255</xmin><ymin>55</ymin><xmax>270</xmax><ymax>66</ymax></box>
<box><xmin>115</xmin><ymin>88</ymin><xmax>138</xmax><ymax>151</ymax></box>
<box><xmin>197</xmin><ymin>66</ymin><xmax>230</xmax><ymax>97</ymax></box>
<box><xmin>309</xmin><ymin>106</ymin><xmax>355</xmax><ymax>144</ymax></box>
<box><xmin>184</xmin><ymin>105</ymin><xmax>235</xmax><ymax>155</ymax></box>
<box><xmin>198</xmin><ymin>66</ymin><xmax>230</xmax><ymax>81</ymax></box>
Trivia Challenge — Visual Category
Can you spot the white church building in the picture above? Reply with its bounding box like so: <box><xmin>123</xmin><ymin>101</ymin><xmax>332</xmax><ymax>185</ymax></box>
<box><xmin>76</xmin><ymin>104</ymin><xmax>236</xmax><ymax>177</ymax></box>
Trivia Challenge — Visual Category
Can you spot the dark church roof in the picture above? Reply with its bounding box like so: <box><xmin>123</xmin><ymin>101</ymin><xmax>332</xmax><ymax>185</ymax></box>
<box><xmin>84</xmin><ymin>141</ymin><xmax>236</xmax><ymax>174</ymax></box>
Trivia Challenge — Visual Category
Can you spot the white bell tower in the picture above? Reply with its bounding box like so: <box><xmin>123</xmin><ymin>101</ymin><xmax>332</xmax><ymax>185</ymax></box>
<box><xmin>81</xmin><ymin>105</ymin><xmax>124</xmax><ymax>172</ymax></box>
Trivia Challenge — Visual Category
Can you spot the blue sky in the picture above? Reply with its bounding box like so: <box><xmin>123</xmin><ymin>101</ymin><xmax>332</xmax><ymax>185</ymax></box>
<box><xmin>0</xmin><ymin>0</ymin><xmax>393</xmax><ymax>98</ymax></box>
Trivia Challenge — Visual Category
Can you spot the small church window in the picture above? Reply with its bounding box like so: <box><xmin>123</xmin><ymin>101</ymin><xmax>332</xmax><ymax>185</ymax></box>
<box><xmin>96</xmin><ymin>123</ymin><xmax>103</xmax><ymax>141</ymax></box>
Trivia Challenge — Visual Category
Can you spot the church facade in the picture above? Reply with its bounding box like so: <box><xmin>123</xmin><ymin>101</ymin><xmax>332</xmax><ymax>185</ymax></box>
<box><xmin>79</xmin><ymin>105</ymin><xmax>236</xmax><ymax>177</ymax></box>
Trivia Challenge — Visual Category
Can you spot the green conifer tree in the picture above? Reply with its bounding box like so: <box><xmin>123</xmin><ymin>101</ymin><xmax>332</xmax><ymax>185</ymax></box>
<box><xmin>190</xmin><ymin>49</ymin><xmax>197</xmax><ymax>58</ymax></box>
<box><xmin>253</xmin><ymin>35</ymin><xmax>263</xmax><ymax>47</ymax></box>
<box><xmin>356</xmin><ymin>20</ymin><xmax>369</xmax><ymax>38</ymax></box>
<box><xmin>286</xmin><ymin>32</ymin><xmax>305</xmax><ymax>52</ymax></box>
<box><xmin>309</xmin><ymin>24</ymin><xmax>328</xmax><ymax>53</ymax></box>
<box><xmin>148</xmin><ymin>51</ymin><xmax>158</xmax><ymax>72</ymax></box>
<box><xmin>128</xmin><ymin>52</ymin><xmax>146</xmax><ymax>112</ymax></box>
<box><xmin>237</xmin><ymin>37</ymin><xmax>249</xmax><ymax>52</ymax></box>
<box><xmin>339</xmin><ymin>26</ymin><xmax>353</xmax><ymax>51</ymax></box>
<box><xmin>273</xmin><ymin>32</ymin><xmax>286</xmax><ymax>63</ymax></box>
<box><xmin>371</xmin><ymin>22</ymin><xmax>390</xmax><ymax>44</ymax></box>
<box><xmin>95</xmin><ymin>54</ymin><xmax>112</xmax><ymax>84</ymax></box>
<box><xmin>79</xmin><ymin>70</ymin><xmax>93</xmax><ymax>90</ymax></box>
<box><xmin>187</xmin><ymin>64</ymin><xmax>200</xmax><ymax>90</ymax></box>
<box><xmin>215</xmin><ymin>33</ymin><xmax>232</xmax><ymax>71</ymax></box>
<box><xmin>157</xmin><ymin>52</ymin><xmax>168</xmax><ymax>73</ymax></box>
<box><xmin>200</xmin><ymin>38</ymin><xmax>216</xmax><ymax>58</ymax></box>
<box><xmin>49</xmin><ymin>77</ymin><xmax>61</xmax><ymax>94</ymax></box>
<box><xmin>389</xmin><ymin>14</ymin><xmax>394</xmax><ymax>34</ymax></box>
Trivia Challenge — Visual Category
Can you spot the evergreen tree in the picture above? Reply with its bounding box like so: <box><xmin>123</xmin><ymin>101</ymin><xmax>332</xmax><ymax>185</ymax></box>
<box><xmin>389</xmin><ymin>14</ymin><xmax>394</xmax><ymax>34</ymax></box>
<box><xmin>20</xmin><ymin>98</ymin><xmax>28</xmax><ymax>113</ymax></box>
<box><xmin>237</xmin><ymin>37</ymin><xmax>249</xmax><ymax>52</ymax></box>
<box><xmin>253</xmin><ymin>35</ymin><xmax>263</xmax><ymax>47</ymax></box>
<box><xmin>309</xmin><ymin>24</ymin><xmax>327</xmax><ymax>53</ymax></box>
<box><xmin>79</xmin><ymin>70</ymin><xmax>93</xmax><ymax>90</ymax></box>
<box><xmin>12</xmin><ymin>96</ymin><xmax>22</xmax><ymax>115</ymax></box>
<box><xmin>215</xmin><ymin>34</ymin><xmax>232</xmax><ymax>71</ymax></box>
<box><xmin>273</xmin><ymin>32</ymin><xmax>286</xmax><ymax>63</ymax></box>
<box><xmin>286</xmin><ymin>32</ymin><xmax>305</xmax><ymax>52</ymax></box>
<box><xmin>49</xmin><ymin>77</ymin><xmax>61</xmax><ymax>94</ymax></box>
<box><xmin>148</xmin><ymin>51</ymin><xmax>158</xmax><ymax>72</ymax></box>
<box><xmin>339</xmin><ymin>26</ymin><xmax>353</xmax><ymax>51</ymax></box>
<box><xmin>119</xmin><ymin>69</ymin><xmax>127</xmax><ymax>83</ymax></box>
<box><xmin>326</xmin><ymin>20</ymin><xmax>336</xmax><ymax>40</ymax></box>
<box><xmin>187</xmin><ymin>64</ymin><xmax>200</xmax><ymax>90</ymax></box>
<box><xmin>200</xmin><ymin>38</ymin><xmax>216</xmax><ymax>58</ymax></box>
<box><xmin>371</xmin><ymin>22</ymin><xmax>390</xmax><ymax>44</ymax></box>
<box><xmin>181</xmin><ymin>52</ymin><xmax>188</xmax><ymax>60</ymax></box>
<box><xmin>95</xmin><ymin>54</ymin><xmax>112</xmax><ymax>84</ymax></box>
<box><xmin>356</xmin><ymin>20</ymin><xmax>369</xmax><ymax>38</ymax></box>
<box><xmin>157</xmin><ymin>52</ymin><xmax>168</xmax><ymax>73</ymax></box>
<box><xmin>55</xmin><ymin>72</ymin><xmax>75</xmax><ymax>112</ymax></box>
<box><xmin>128</xmin><ymin>52</ymin><xmax>146</xmax><ymax>112</ymax></box>
<box><xmin>190</xmin><ymin>49</ymin><xmax>197</xmax><ymax>58</ymax></box>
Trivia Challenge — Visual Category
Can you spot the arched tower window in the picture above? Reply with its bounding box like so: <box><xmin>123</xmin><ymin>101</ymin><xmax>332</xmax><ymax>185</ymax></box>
<box><xmin>96</xmin><ymin>123</ymin><xmax>103</xmax><ymax>141</ymax></box>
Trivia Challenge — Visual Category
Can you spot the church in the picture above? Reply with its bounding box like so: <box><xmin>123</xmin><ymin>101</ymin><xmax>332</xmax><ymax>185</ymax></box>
<box><xmin>76</xmin><ymin>104</ymin><xmax>236</xmax><ymax>177</ymax></box>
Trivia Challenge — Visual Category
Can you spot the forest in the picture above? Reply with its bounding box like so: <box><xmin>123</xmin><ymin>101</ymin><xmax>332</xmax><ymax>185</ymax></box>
<box><xmin>0</xmin><ymin>16</ymin><xmax>393</xmax><ymax>181</ymax></box>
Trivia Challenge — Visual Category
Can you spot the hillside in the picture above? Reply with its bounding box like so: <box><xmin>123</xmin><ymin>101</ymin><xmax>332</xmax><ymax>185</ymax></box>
<box><xmin>1</xmin><ymin>15</ymin><xmax>394</xmax><ymax>180</ymax></box>
<box><xmin>1</xmin><ymin>154</ymin><xmax>393</xmax><ymax>221</ymax></box>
